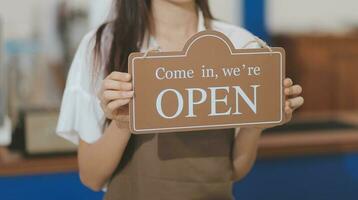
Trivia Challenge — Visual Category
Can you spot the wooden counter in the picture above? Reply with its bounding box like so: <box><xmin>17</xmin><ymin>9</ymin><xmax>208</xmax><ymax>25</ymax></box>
<box><xmin>1</xmin><ymin>112</ymin><xmax>357</xmax><ymax>176</ymax></box>
<box><xmin>259</xmin><ymin>130</ymin><xmax>358</xmax><ymax>158</ymax></box>
<box><xmin>259</xmin><ymin>111</ymin><xmax>358</xmax><ymax>158</ymax></box>
<box><xmin>0</xmin><ymin>155</ymin><xmax>77</xmax><ymax>176</ymax></box>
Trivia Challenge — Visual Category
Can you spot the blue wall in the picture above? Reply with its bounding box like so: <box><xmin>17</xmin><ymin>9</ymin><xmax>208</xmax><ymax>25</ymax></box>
<box><xmin>234</xmin><ymin>154</ymin><xmax>358</xmax><ymax>200</ymax></box>
<box><xmin>1</xmin><ymin>154</ymin><xmax>357</xmax><ymax>200</ymax></box>
<box><xmin>0</xmin><ymin>172</ymin><xmax>104</xmax><ymax>200</ymax></box>
<box><xmin>243</xmin><ymin>0</ymin><xmax>269</xmax><ymax>42</ymax></box>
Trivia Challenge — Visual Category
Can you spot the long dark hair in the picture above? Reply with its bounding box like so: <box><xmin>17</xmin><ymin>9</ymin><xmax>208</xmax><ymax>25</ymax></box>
<box><xmin>94</xmin><ymin>0</ymin><xmax>213</xmax><ymax>75</ymax></box>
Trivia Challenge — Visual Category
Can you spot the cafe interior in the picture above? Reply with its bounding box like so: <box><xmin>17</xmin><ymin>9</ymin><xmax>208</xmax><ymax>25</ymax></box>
<box><xmin>0</xmin><ymin>0</ymin><xmax>357</xmax><ymax>199</ymax></box>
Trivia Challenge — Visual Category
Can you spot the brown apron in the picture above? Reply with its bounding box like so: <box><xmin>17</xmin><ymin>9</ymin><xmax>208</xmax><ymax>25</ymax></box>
<box><xmin>104</xmin><ymin>129</ymin><xmax>235</xmax><ymax>200</ymax></box>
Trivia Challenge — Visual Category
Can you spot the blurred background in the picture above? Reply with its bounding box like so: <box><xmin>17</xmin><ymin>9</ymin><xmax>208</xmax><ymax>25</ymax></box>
<box><xmin>0</xmin><ymin>0</ymin><xmax>357</xmax><ymax>199</ymax></box>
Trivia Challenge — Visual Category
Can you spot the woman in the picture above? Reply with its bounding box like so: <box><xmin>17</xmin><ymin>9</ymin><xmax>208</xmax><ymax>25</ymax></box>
<box><xmin>57</xmin><ymin>0</ymin><xmax>304</xmax><ymax>199</ymax></box>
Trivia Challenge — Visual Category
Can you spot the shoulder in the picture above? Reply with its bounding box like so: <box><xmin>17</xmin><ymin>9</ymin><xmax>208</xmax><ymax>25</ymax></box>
<box><xmin>80</xmin><ymin>28</ymin><xmax>98</xmax><ymax>49</ymax></box>
<box><xmin>72</xmin><ymin>30</ymin><xmax>97</xmax><ymax>66</ymax></box>
<box><xmin>211</xmin><ymin>19</ymin><xmax>259</xmax><ymax>49</ymax></box>
<box><xmin>78</xmin><ymin>23</ymin><xmax>113</xmax><ymax>55</ymax></box>
<box><xmin>72</xmin><ymin>24</ymin><xmax>113</xmax><ymax>79</ymax></box>
<box><xmin>66</xmin><ymin>26</ymin><xmax>112</xmax><ymax>94</ymax></box>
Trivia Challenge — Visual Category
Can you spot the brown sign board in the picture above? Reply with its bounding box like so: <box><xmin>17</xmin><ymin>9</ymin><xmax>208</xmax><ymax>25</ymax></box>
<box><xmin>129</xmin><ymin>30</ymin><xmax>285</xmax><ymax>134</ymax></box>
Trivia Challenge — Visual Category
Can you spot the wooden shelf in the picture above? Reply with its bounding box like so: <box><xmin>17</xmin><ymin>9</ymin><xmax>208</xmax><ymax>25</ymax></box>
<box><xmin>259</xmin><ymin>130</ymin><xmax>358</xmax><ymax>158</ymax></box>
<box><xmin>0</xmin><ymin>155</ymin><xmax>77</xmax><ymax>176</ymax></box>
<box><xmin>1</xmin><ymin>112</ymin><xmax>357</xmax><ymax>176</ymax></box>
<box><xmin>259</xmin><ymin>111</ymin><xmax>358</xmax><ymax>158</ymax></box>
<box><xmin>273</xmin><ymin>34</ymin><xmax>358</xmax><ymax>112</ymax></box>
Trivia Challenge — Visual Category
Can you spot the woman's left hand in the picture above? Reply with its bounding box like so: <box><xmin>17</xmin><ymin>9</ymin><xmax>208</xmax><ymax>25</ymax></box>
<box><xmin>246</xmin><ymin>78</ymin><xmax>304</xmax><ymax>132</ymax></box>
<box><xmin>282</xmin><ymin>78</ymin><xmax>304</xmax><ymax>123</ymax></box>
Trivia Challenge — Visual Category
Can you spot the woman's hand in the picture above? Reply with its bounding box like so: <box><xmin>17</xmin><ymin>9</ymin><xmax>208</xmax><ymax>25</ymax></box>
<box><xmin>282</xmin><ymin>77</ymin><xmax>304</xmax><ymax>124</ymax></box>
<box><xmin>79</xmin><ymin>72</ymin><xmax>133</xmax><ymax>191</ymax></box>
<box><xmin>99</xmin><ymin>72</ymin><xmax>134</xmax><ymax>129</ymax></box>
<box><xmin>245</xmin><ymin>77</ymin><xmax>304</xmax><ymax>132</ymax></box>
<box><xmin>232</xmin><ymin>78</ymin><xmax>303</xmax><ymax>180</ymax></box>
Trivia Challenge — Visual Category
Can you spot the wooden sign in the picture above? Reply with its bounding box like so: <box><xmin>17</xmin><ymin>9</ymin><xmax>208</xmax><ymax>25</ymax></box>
<box><xmin>129</xmin><ymin>30</ymin><xmax>285</xmax><ymax>134</ymax></box>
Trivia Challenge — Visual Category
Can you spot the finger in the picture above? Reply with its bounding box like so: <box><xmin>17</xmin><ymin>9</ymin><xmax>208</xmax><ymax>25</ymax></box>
<box><xmin>117</xmin><ymin>105</ymin><xmax>130</xmax><ymax>116</ymax></box>
<box><xmin>107</xmin><ymin>98</ymin><xmax>131</xmax><ymax>112</ymax></box>
<box><xmin>108</xmin><ymin>72</ymin><xmax>131</xmax><ymax>82</ymax></box>
<box><xmin>285</xmin><ymin>105</ymin><xmax>293</xmax><ymax>114</ymax></box>
<box><xmin>287</xmin><ymin>96</ymin><xmax>304</xmax><ymax>110</ymax></box>
<box><xmin>115</xmin><ymin>114</ymin><xmax>130</xmax><ymax>123</ymax></box>
<box><xmin>285</xmin><ymin>85</ymin><xmax>302</xmax><ymax>96</ymax></box>
<box><xmin>103</xmin><ymin>90</ymin><xmax>134</xmax><ymax>104</ymax></box>
<box><xmin>113</xmin><ymin>105</ymin><xmax>130</xmax><ymax>121</ymax></box>
<box><xmin>103</xmin><ymin>80</ymin><xmax>133</xmax><ymax>91</ymax></box>
<box><xmin>284</xmin><ymin>78</ymin><xmax>293</xmax><ymax>87</ymax></box>
<box><xmin>102</xmin><ymin>106</ymin><xmax>115</xmax><ymax>120</ymax></box>
<box><xmin>285</xmin><ymin>109</ymin><xmax>293</xmax><ymax>122</ymax></box>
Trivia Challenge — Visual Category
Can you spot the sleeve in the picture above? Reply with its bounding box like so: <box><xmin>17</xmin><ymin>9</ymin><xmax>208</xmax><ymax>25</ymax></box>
<box><xmin>230</xmin><ymin>28</ymin><xmax>261</xmax><ymax>49</ymax></box>
<box><xmin>56</xmin><ymin>30</ymin><xmax>106</xmax><ymax>145</ymax></box>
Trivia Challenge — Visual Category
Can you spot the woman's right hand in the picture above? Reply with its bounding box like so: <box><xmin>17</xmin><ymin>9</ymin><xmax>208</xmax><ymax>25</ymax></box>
<box><xmin>99</xmin><ymin>72</ymin><xmax>134</xmax><ymax>129</ymax></box>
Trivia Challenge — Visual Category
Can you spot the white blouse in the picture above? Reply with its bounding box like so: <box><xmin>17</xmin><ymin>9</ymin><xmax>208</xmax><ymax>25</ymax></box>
<box><xmin>56</xmin><ymin>11</ymin><xmax>260</xmax><ymax>145</ymax></box>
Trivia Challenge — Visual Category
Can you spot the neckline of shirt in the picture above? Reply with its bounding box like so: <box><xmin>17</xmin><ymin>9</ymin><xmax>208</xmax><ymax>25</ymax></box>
<box><xmin>141</xmin><ymin>9</ymin><xmax>206</xmax><ymax>51</ymax></box>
